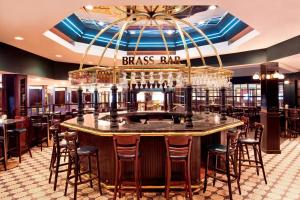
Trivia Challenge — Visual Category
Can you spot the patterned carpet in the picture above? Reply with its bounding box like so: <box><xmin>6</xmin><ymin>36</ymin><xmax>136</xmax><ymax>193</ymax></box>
<box><xmin>0</xmin><ymin>138</ymin><xmax>300</xmax><ymax>200</ymax></box>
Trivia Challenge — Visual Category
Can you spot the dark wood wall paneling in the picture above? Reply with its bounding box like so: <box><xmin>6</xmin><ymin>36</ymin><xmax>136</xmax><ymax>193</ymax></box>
<box><xmin>29</xmin><ymin>89</ymin><xmax>43</xmax><ymax>106</ymax></box>
<box><xmin>2</xmin><ymin>74</ymin><xmax>27</xmax><ymax>118</ymax></box>
<box><xmin>55</xmin><ymin>90</ymin><xmax>66</xmax><ymax>104</ymax></box>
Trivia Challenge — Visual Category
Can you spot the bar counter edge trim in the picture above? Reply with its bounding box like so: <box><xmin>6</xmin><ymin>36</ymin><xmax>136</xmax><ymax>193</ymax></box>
<box><xmin>60</xmin><ymin>121</ymin><xmax>244</xmax><ymax>137</ymax></box>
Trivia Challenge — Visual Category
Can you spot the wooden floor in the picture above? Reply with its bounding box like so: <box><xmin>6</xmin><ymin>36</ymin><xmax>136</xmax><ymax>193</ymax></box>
<box><xmin>0</xmin><ymin>137</ymin><xmax>300</xmax><ymax>200</ymax></box>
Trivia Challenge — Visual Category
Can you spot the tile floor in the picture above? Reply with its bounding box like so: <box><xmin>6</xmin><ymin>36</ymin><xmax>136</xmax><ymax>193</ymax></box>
<box><xmin>0</xmin><ymin>137</ymin><xmax>300</xmax><ymax>200</ymax></box>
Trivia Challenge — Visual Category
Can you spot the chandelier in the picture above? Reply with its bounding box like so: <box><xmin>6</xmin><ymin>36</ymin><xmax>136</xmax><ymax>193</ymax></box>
<box><xmin>69</xmin><ymin>5</ymin><xmax>233</xmax><ymax>89</ymax></box>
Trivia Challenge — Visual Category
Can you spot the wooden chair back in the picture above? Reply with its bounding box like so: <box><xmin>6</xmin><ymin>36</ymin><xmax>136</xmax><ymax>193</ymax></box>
<box><xmin>165</xmin><ymin>136</ymin><xmax>192</xmax><ymax>160</ymax></box>
<box><xmin>113</xmin><ymin>135</ymin><xmax>140</xmax><ymax>160</ymax></box>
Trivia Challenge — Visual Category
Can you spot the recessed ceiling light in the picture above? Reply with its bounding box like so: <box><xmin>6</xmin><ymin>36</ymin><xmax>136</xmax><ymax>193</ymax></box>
<box><xmin>14</xmin><ymin>36</ymin><xmax>24</xmax><ymax>41</ymax></box>
<box><xmin>129</xmin><ymin>30</ymin><xmax>136</xmax><ymax>34</ymax></box>
<box><xmin>55</xmin><ymin>54</ymin><xmax>62</xmax><ymax>58</ymax></box>
<box><xmin>198</xmin><ymin>20</ymin><xmax>205</xmax><ymax>25</ymax></box>
<box><xmin>208</xmin><ymin>5</ymin><xmax>217</xmax><ymax>10</ymax></box>
<box><xmin>167</xmin><ymin>30</ymin><xmax>173</xmax><ymax>35</ymax></box>
<box><xmin>85</xmin><ymin>4</ymin><xmax>94</xmax><ymax>10</ymax></box>
<box><xmin>34</xmin><ymin>77</ymin><xmax>41</xmax><ymax>82</ymax></box>
<box><xmin>97</xmin><ymin>21</ymin><xmax>104</xmax><ymax>26</ymax></box>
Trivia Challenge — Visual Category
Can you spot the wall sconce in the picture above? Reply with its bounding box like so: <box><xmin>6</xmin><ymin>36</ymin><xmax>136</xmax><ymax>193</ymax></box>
<box><xmin>252</xmin><ymin>71</ymin><xmax>285</xmax><ymax>80</ymax></box>
<box><xmin>284</xmin><ymin>80</ymin><xmax>290</xmax><ymax>85</ymax></box>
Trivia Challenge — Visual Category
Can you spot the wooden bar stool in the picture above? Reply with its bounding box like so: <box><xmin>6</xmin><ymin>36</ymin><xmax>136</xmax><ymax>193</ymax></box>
<box><xmin>7</xmin><ymin>116</ymin><xmax>32</xmax><ymax>163</ymax></box>
<box><xmin>0</xmin><ymin>135</ymin><xmax>7</xmax><ymax>170</ymax></box>
<box><xmin>286</xmin><ymin>116</ymin><xmax>299</xmax><ymax>138</ymax></box>
<box><xmin>48</xmin><ymin>124</ymin><xmax>68</xmax><ymax>191</ymax></box>
<box><xmin>30</xmin><ymin>115</ymin><xmax>48</xmax><ymax>151</ymax></box>
<box><xmin>165</xmin><ymin>135</ymin><xmax>193</xmax><ymax>200</ymax></box>
<box><xmin>239</xmin><ymin>116</ymin><xmax>251</xmax><ymax>163</ymax></box>
<box><xmin>238</xmin><ymin>123</ymin><xmax>267</xmax><ymax>184</ymax></box>
<box><xmin>64</xmin><ymin>131</ymin><xmax>102</xmax><ymax>200</ymax></box>
<box><xmin>203</xmin><ymin>130</ymin><xmax>241</xmax><ymax>200</ymax></box>
<box><xmin>113</xmin><ymin>135</ymin><xmax>141</xmax><ymax>200</ymax></box>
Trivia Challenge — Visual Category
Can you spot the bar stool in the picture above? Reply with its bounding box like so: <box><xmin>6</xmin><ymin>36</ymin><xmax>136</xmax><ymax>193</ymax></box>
<box><xmin>286</xmin><ymin>116</ymin><xmax>299</xmax><ymax>138</ymax></box>
<box><xmin>30</xmin><ymin>115</ymin><xmax>48</xmax><ymax>151</ymax></box>
<box><xmin>0</xmin><ymin>135</ymin><xmax>7</xmax><ymax>170</ymax></box>
<box><xmin>7</xmin><ymin>116</ymin><xmax>32</xmax><ymax>163</ymax></box>
<box><xmin>239</xmin><ymin>116</ymin><xmax>250</xmax><ymax>162</ymax></box>
<box><xmin>64</xmin><ymin>132</ymin><xmax>102</xmax><ymax>200</ymax></box>
<box><xmin>165</xmin><ymin>135</ymin><xmax>193</xmax><ymax>200</ymax></box>
<box><xmin>51</xmin><ymin>112</ymin><xmax>62</xmax><ymax>125</ymax></box>
<box><xmin>113</xmin><ymin>135</ymin><xmax>141</xmax><ymax>200</ymax></box>
<box><xmin>203</xmin><ymin>130</ymin><xmax>241</xmax><ymax>200</ymax></box>
<box><xmin>238</xmin><ymin>123</ymin><xmax>267</xmax><ymax>184</ymax></box>
<box><xmin>48</xmin><ymin>124</ymin><xmax>68</xmax><ymax>191</ymax></box>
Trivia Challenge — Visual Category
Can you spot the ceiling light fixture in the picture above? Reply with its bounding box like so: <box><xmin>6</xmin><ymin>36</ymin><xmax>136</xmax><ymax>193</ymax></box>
<box><xmin>278</xmin><ymin>73</ymin><xmax>285</xmax><ymax>80</ymax></box>
<box><xmin>97</xmin><ymin>21</ymin><xmax>105</xmax><ymax>26</ymax></box>
<box><xmin>34</xmin><ymin>78</ymin><xmax>41</xmax><ymax>82</ymax></box>
<box><xmin>284</xmin><ymin>80</ymin><xmax>290</xmax><ymax>85</ymax></box>
<box><xmin>198</xmin><ymin>20</ymin><xmax>205</xmax><ymax>25</ymax></box>
<box><xmin>208</xmin><ymin>5</ymin><xmax>217</xmax><ymax>10</ymax></box>
<box><xmin>55</xmin><ymin>54</ymin><xmax>62</xmax><ymax>58</ymax></box>
<box><xmin>273</xmin><ymin>71</ymin><xmax>280</xmax><ymax>79</ymax></box>
<box><xmin>85</xmin><ymin>4</ymin><xmax>94</xmax><ymax>10</ymax></box>
<box><xmin>252</xmin><ymin>71</ymin><xmax>285</xmax><ymax>80</ymax></box>
<box><xmin>252</xmin><ymin>72</ymin><xmax>260</xmax><ymax>80</ymax></box>
<box><xmin>129</xmin><ymin>30</ymin><xmax>136</xmax><ymax>34</ymax></box>
<box><xmin>167</xmin><ymin>30</ymin><xmax>173</xmax><ymax>35</ymax></box>
<box><xmin>14</xmin><ymin>36</ymin><xmax>24</xmax><ymax>41</ymax></box>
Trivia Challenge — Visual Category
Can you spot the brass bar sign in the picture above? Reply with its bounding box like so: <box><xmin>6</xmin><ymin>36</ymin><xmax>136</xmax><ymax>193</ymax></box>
<box><xmin>122</xmin><ymin>56</ymin><xmax>181</xmax><ymax>65</ymax></box>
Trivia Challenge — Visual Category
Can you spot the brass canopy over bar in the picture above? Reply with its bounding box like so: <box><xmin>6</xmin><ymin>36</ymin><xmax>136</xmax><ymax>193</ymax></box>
<box><xmin>72</xmin><ymin>5</ymin><xmax>232</xmax><ymax>87</ymax></box>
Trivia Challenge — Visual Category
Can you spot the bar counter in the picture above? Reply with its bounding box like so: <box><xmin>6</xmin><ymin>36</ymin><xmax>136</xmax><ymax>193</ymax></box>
<box><xmin>61</xmin><ymin>112</ymin><xmax>243</xmax><ymax>189</ymax></box>
<box><xmin>61</xmin><ymin>111</ymin><xmax>242</xmax><ymax>136</ymax></box>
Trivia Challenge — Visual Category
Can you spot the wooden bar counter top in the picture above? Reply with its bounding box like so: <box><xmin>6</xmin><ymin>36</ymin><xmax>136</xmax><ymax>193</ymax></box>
<box><xmin>60</xmin><ymin>111</ymin><xmax>243</xmax><ymax>189</ymax></box>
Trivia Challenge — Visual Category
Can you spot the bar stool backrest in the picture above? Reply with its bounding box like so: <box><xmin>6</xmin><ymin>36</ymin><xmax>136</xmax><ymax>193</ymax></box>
<box><xmin>50</xmin><ymin>124</ymin><xmax>61</xmax><ymax>144</ymax></box>
<box><xmin>113</xmin><ymin>135</ymin><xmax>140</xmax><ymax>159</ymax></box>
<box><xmin>227</xmin><ymin>130</ymin><xmax>241</xmax><ymax>156</ymax></box>
<box><xmin>287</xmin><ymin>116</ymin><xmax>299</xmax><ymax>131</ymax></box>
<box><xmin>165</xmin><ymin>136</ymin><xmax>192</xmax><ymax>159</ymax></box>
<box><xmin>254</xmin><ymin>122</ymin><xmax>264</xmax><ymax>143</ymax></box>
<box><xmin>240</xmin><ymin>116</ymin><xmax>249</xmax><ymax>133</ymax></box>
<box><xmin>15</xmin><ymin>116</ymin><xmax>28</xmax><ymax>129</ymax></box>
<box><xmin>64</xmin><ymin>132</ymin><xmax>78</xmax><ymax>157</ymax></box>
<box><xmin>289</xmin><ymin>109</ymin><xmax>299</xmax><ymax>118</ymax></box>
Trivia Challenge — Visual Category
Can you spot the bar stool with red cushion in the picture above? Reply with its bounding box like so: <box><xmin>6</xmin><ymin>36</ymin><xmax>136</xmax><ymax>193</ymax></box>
<box><xmin>64</xmin><ymin>132</ymin><xmax>102</xmax><ymax>200</ymax></box>
<box><xmin>203</xmin><ymin>130</ymin><xmax>241</xmax><ymax>200</ymax></box>
<box><xmin>7</xmin><ymin>116</ymin><xmax>32</xmax><ymax>163</ymax></box>
<box><xmin>113</xmin><ymin>135</ymin><xmax>141</xmax><ymax>200</ymax></box>
<box><xmin>165</xmin><ymin>135</ymin><xmax>193</xmax><ymax>200</ymax></box>
<box><xmin>238</xmin><ymin>123</ymin><xmax>267</xmax><ymax>184</ymax></box>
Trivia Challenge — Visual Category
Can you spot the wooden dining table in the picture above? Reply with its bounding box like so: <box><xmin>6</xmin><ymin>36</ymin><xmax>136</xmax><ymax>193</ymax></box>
<box><xmin>0</xmin><ymin>118</ymin><xmax>24</xmax><ymax>169</ymax></box>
